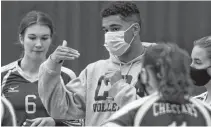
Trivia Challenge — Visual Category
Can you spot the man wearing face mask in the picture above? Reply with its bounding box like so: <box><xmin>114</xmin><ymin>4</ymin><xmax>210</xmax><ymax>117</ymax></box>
<box><xmin>191</xmin><ymin>36</ymin><xmax>211</xmax><ymax>106</ymax></box>
<box><xmin>38</xmin><ymin>2</ymin><xmax>155</xmax><ymax>126</ymax></box>
<box><xmin>102</xmin><ymin>43</ymin><xmax>211</xmax><ymax>126</ymax></box>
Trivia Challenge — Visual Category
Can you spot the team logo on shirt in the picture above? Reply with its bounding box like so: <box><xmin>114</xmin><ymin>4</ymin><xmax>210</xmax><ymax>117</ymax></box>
<box><xmin>153</xmin><ymin>102</ymin><xmax>198</xmax><ymax>117</ymax></box>
<box><xmin>93</xmin><ymin>75</ymin><xmax>133</xmax><ymax>112</ymax></box>
<box><xmin>8</xmin><ymin>86</ymin><xmax>19</xmax><ymax>93</ymax></box>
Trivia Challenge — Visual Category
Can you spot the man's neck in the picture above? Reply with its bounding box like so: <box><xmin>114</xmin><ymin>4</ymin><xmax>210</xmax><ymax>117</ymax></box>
<box><xmin>118</xmin><ymin>40</ymin><xmax>144</xmax><ymax>63</ymax></box>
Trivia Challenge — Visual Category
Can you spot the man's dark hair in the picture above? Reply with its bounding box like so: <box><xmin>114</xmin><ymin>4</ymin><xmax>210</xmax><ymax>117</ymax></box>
<box><xmin>101</xmin><ymin>1</ymin><xmax>142</xmax><ymax>28</ymax></box>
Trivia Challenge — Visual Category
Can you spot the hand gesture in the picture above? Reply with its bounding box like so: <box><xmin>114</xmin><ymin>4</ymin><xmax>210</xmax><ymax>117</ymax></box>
<box><xmin>50</xmin><ymin>40</ymin><xmax>80</xmax><ymax>63</ymax></box>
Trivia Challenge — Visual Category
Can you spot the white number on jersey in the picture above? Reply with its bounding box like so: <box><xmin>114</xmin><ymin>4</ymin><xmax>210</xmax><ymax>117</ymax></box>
<box><xmin>25</xmin><ymin>95</ymin><xmax>36</xmax><ymax>114</ymax></box>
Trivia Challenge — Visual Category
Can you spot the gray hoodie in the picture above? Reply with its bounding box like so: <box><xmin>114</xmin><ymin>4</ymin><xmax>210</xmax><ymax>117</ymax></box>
<box><xmin>38</xmin><ymin>42</ymin><xmax>154</xmax><ymax>126</ymax></box>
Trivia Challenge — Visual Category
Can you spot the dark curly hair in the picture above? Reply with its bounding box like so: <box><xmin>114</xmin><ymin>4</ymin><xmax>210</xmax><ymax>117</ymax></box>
<box><xmin>143</xmin><ymin>43</ymin><xmax>193</xmax><ymax>103</ymax></box>
<box><xmin>101</xmin><ymin>1</ymin><xmax>142</xmax><ymax>29</ymax></box>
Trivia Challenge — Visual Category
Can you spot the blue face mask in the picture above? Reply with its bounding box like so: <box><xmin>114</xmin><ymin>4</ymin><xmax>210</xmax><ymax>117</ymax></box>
<box><xmin>190</xmin><ymin>66</ymin><xmax>211</xmax><ymax>86</ymax></box>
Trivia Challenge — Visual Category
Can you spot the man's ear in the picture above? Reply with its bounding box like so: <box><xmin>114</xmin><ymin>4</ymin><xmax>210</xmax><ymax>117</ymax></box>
<box><xmin>133</xmin><ymin>23</ymin><xmax>140</xmax><ymax>36</ymax></box>
<box><xmin>19</xmin><ymin>34</ymin><xmax>24</xmax><ymax>45</ymax></box>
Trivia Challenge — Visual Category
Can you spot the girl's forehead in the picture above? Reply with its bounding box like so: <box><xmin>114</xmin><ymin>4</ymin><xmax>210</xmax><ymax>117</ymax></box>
<box><xmin>191</xmin><ymin>46</ymin><xmax>209</xmax><ymax>61</ymax></box>
<box><xmin>25</xmin><ymin>24</ymin><xmax>51</xmax><ymax>35</ymax></box>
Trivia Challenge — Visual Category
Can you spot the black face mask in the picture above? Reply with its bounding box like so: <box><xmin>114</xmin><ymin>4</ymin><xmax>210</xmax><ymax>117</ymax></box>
<box><xmin>190</xmin><ymin>67</ymin><xmax>211</xmax><ymax>86</ymax></box>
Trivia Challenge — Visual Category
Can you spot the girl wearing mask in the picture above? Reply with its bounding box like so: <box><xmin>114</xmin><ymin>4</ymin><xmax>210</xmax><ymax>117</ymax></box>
<box><xmin>191</xmin><ymin>36</ymin><xmax>211</xmax><ymax>105</ymax></box>
<box><xmin>1</xmin><ymin>10</ymin><xmax>82</xmax><ymax>126</ymax></box>
<box><xmin>102</xmin><ymin>43</ymin><xmax>211</xmax><ymax>126</ymax></box>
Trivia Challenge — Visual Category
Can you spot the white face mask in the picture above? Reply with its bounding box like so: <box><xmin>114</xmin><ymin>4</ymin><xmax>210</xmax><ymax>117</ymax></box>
<box><xmin>104</xmin><ymin>23</ymin><xmax>137</xmax><ymax>56</ymax></box>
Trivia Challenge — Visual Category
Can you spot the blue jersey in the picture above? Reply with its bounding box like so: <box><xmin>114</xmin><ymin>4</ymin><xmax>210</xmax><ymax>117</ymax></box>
<box><xmin>1</xmin><ymin>59</ymin><xmax>82</xmax><ymax>126</ymax></box>
<box><xmin>104</xmin><ymin>92</ymin><xmax>211</xmax><ymax>126</ymax></box>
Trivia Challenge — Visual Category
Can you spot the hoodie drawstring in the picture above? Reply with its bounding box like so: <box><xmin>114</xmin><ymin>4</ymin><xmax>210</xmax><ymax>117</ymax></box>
<box><xmin>120</xmin><ymin>62</ymin><xmax>133</xmax><ymax>81</ymax></box>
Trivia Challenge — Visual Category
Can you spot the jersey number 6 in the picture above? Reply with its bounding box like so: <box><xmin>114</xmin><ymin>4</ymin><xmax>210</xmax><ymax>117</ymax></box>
<box><xmin>25</xmin><ymin>95</ymin><xmax>36</xmax><ymax>114</ymax></box>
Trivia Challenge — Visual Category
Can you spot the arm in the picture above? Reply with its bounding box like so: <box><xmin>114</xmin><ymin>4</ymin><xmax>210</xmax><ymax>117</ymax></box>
<box><xmin>59</xmin><ymin>67</ymin><xmax>84</xmax><ymax>126</ymax></box>
<box><xmin>109</xmin><ymin>79</ymin><xmax>138</xmax><ymax>108</ymax></box>
<box><xmin>104</xmin><ymin>69</ymin><xmax>142</xmax><ymax>108</ymax></box>
<box><xmin>106</xmin><ymin>70</ymin><xmax>145</xmax><ymax>108</ymax></box>
<box><xmin>38</xmin><ymin>57</ymin><xmax>86</xmax><ymax>120</ymax></box>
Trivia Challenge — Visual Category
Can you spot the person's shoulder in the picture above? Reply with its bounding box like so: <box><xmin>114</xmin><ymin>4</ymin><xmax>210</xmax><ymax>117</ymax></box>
<box><xmin>84</xmin><ymin>59</ymin><xmax>110</xmax><ymax>70</ymax></box>
<box><xmin>194</xmin><ymin>92</ymin><xmax>208</xmax><ymax>101</ymax></box>
<box><xmin>1</xmin><ymin>60</ymin><xmax>19</xmax><ymax>81</ymax></box>
<box><xmin>192</xmin><ymin>97</ymin><xmax>211</xmax><ymax>110</ymax></box>
<box><xmin>190</xmin><ymin>97</ymin><xmax>211</xmax><ymax>125</ymax></box>
<box><xmin>91</xmin><ymin>59</ymin><xmax>109</xmax><ymax>66</ymax></box>
<box><xmin>103</xmin><ymin>93</ymin><xmax>159</xmax><ymax>126</ymax></box>
<box><xmin>1</xmin><ymin>60</ymin><xmax>18</xmax><ymax>73</ymax></box>
<box><xmin>110</xmin><ymin>93</ymin><xmax>158</xmax><ymax>120</ymax></box>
